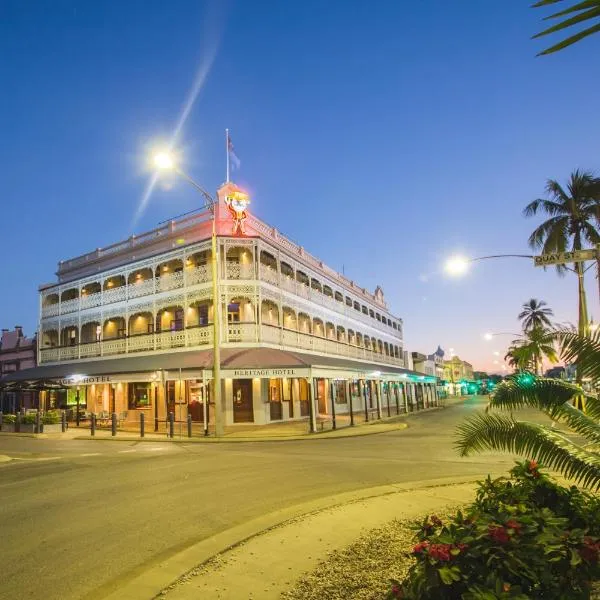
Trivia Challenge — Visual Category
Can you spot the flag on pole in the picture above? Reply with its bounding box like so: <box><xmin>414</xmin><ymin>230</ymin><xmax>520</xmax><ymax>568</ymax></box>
<box><xmin>227</xmin><ymin>133</ymin><xmax>241</xmax><ymax>170</ymax></box>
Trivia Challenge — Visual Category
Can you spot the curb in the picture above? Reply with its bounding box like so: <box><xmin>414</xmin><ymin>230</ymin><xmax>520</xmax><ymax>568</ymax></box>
<box><xmin>71</xmin><ymin>421</ymin><xmax>409</xmax><ymax>444</ymax></box>
<box><xmin>91</xmin><ymin>475</ymin><xmax>489</xmax><ymax>600</ymax></box>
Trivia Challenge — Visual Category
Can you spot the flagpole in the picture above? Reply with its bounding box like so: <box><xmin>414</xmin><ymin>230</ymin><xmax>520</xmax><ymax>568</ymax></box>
<box><xmin>225</xmin><ymin>128</ymin><xmax>230</xmax><ymax>183</ymax></box>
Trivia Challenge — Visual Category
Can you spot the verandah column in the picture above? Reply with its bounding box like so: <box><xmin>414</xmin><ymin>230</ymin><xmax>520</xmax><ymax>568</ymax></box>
<box><xmin>376</xmin><ymin>380</ymin><xmax>382</xmax><ymax>420</ymax></box>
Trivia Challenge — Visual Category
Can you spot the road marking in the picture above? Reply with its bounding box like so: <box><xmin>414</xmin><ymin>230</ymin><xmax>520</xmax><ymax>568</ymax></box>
<box><xmin>79</xmin><ymin>453</ymin><xmax>101</xmax><ymax>457</ymax></box>
<box><xmin>145</xmin><ymin>447</ymin><xmax>166</xmax><ymax>452</ymax></box>
<box><xmin>118</xmin><ymin>449</ymin><xmax>137</xmax><ymax>453</ymax></box>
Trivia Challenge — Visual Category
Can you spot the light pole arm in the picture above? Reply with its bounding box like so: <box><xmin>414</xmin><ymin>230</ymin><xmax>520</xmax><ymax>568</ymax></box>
<box><xmin>471</xmin><ymin>254</ymin><xmax>534</xmax><ymax>262</ymax></box>
<box><xmin>175</xmin><ymin>168</ymin><xmax>216</xmax><ymax>212</ymax></box>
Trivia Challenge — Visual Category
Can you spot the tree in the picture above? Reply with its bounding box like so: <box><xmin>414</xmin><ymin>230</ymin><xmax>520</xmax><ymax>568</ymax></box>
<box><xmin>518</xmin><ymin>298</ymin><xmax>554</xmax><ymax>332</ymax></box>
<box><xmin>456</xmin><ymin>328</ymin><xmax>600</xmax><ymax>489</ymax></box>
<box><xmin>505</xmin><ymin>326</ymin><xmax>558</xmax><ymax>374</ymax></box>
<box><xmin>533</xmin><ymin>0</ymin><xmax>600</xmax><ymax>56</ymax></box>
<box><xmin>524</xmin><ymin>170</ymin><xmax>600</xmax><ymax>342</ymax></box>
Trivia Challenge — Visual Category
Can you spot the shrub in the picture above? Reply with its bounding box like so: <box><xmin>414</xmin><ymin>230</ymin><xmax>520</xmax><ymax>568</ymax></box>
<box><xmin>42</xmin><ymin>411</ymin><xmax>60</xmax><ymax>425</ymax></box>
<box><xmin>389</xmin><ymin>462</ymin><xmax>600</xmax><ymax>599</ymax></box>
<box><xmin>23</xmin><ymin>413</ymin><xmax>38</xmax><ymax>424</ymax></box>
<box><xmin>2</xmin><ymin>414</ymin><xmax>16</xmax><ymax>424</ymax></box>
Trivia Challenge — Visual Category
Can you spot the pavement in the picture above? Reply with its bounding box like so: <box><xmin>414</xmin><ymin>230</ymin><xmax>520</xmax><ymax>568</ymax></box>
<box><xmin>0</xmin><ymin>395</ymin><xmax>541</xmax><ymax>600</ymax></box>
<box><xmin>156</xmin><ymin>478</ymin><xmax>479</xmax><ymax>600</ymax></box>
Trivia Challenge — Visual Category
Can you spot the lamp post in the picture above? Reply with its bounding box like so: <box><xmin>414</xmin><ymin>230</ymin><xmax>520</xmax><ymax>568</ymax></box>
<box><xmin>153</xmin><ymin>153</ymin><xmax>224</xmax><ymax>437</ymax></box>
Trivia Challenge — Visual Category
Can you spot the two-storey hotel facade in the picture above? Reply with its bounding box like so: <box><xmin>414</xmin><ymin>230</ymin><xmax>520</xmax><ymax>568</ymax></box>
<box><xmin>5</xmin><ymin>183</ymin><xmax>437</xmax><ymax>430</ymax></box>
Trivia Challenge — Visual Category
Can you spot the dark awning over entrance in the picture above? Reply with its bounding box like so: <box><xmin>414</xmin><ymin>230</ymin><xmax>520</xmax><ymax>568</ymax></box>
<box><xmin>0</xmin><ymin>347</ymin><xmax>425</xmax><ymax>384</ymax></box>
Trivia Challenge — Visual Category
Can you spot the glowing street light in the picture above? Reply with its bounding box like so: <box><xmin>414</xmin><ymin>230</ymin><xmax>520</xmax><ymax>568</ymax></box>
<box><xmin>153</xmin><ymin>151</ymin><xmax>175</xmax><ymax>170</ymax></box>
<box><xmin>444</xmin><ymin>255</ymin><xmax>470</xmax><ymax>276</ymax></box>
<box><xmin>444</xmin><ymin>253</ymin><xmax>534</xmax><ymax>277</ymax></box>
<box><xmin>483</xmin><ymin>331</ymin><xmax>522</xmax><ymax>341</ymax></box>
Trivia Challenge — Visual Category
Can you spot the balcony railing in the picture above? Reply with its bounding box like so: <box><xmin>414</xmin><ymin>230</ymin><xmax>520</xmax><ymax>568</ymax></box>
<box><xmin>39</xmin><ymin>322</ymin><xmax>403</xmax><ymax>368</ymax></box>
<box><xmin>41</xmin><ymin>266</ymin><xmax>212</xmax><ymax>318</ymax></box>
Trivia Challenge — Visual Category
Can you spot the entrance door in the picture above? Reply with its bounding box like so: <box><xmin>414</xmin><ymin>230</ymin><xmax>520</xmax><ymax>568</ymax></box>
<box><xmin>166</xmin><ymin>381</ymin><xmax>176</xmax><ymax>417</ymax></box>
<box><xmin>233</xmin><ymin>379</ymin><xmax>254</xmax><ymax>423</ymax></box>
<box><xmin>298</xmin><ymin>379</ymin><xmax>309</xmax><ymax>416</ymax></box>
<box><xmin>316</xmin><ymin>379</ymin><xmax>326</xmax><ymax>413</ymax></box>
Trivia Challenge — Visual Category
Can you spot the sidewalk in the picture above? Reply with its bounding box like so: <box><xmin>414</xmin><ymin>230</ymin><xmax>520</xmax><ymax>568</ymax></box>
<box><xmin>103</xmin><ymin>476</ymin><xmax>488</xmax><ymax>600</ymax></box>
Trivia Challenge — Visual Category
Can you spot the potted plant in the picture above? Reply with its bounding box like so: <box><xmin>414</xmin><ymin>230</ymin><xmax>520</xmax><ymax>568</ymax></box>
<box><xmin>41</xmin><ymin>411</ymin><xmax>63</xmax><ymax>433</ymax></box>
<box><xmin>0</xmin><ymin>414</ymin><xmax>16</xmax><ymax>432</ymax></box>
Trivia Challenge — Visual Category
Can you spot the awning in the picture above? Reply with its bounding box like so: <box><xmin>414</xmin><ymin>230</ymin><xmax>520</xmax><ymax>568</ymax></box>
<box><xmin>0</xmin><ymin>347</ymin><xmax>429</xmax><ymax>384</ymax></box>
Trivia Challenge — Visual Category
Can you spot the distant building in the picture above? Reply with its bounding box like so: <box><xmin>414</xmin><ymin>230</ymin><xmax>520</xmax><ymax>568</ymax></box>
<box><xmin>545</xmin><ymin>366</ymin><xmax>565</xmax><ymax>379</ymax></box>
<box><xmin>428</xmin><ymin>346</ymin><xmax>445</xmax><ymax>380</ymax></box>
<box><xmin>412</xmin><ymin>352</ymin><xmax>435</xmax><ymax>376</ymax></box>
<box><xmin>0</xmin><ymin>327</ymin><xmax>38</xmax><ymax>412</ymax></box>
<box><xmin>443</xmin><ymin>356</ymin><xmax>474</xmax><ymax>395</ymax></box>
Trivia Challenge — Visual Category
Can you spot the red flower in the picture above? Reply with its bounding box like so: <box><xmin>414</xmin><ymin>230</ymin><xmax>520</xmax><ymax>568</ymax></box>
<box><xmin>488</xmin><ymin>525</ymin><xmax>510</xmax><ymax>544</ymax></box>
<box><xmin>390</xmin><ymin>584</ymin><xmax>404</xmax><ymax>598</ymax></box>
<box><xmin>505</xmin><ymin>519</ymin><xmax>522</xmax><ymax>535</ymax></box>
<box><xmin>412</xmin><ymin>541</ymin><xmax>429</xmax><ymax>554</ymax></box>
<box><xmin>579</xmin><ymin>537</ymin><xmax>600</xmax><ymax>564</ymax></box>
<box><xmin>429</xmin><ymin>543</ymin><xmax>452</xmax><ymax>562</ymax></box>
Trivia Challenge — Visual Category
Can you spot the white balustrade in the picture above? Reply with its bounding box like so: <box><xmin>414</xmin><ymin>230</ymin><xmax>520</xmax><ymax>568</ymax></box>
<box><xmin>296</xmin><ymin>284</ymin><xmax>310</xmax><ymax>299</ymax></box>
<box><xmin>128</xmin><ymin>334</ymin><xmax>154</xmax><ymax>353</ymax></box>
<box><xmin>102</xmin><ymin>338</ymin><xmax>127</xmax><ymax>355</ymax></box>
<box><xmin>79</xmin><ymin>342</ymin><xmax>102</xmax><ymax>358</ymax></box>
<box><xmin>280</xmin><ymin>276</ymin><xmax>296</xmax><ymax>294</ymax></box>
<box><xmin>128</xmin><ymin>279</ymin><xmax>154</xmax><ymax>299</ymax></box>
<box><xmin>227</xmin><ymin>323</ymin><xmax>256</xmax><ymax>342</ymax></box>
<box><xmin>59</xmin><ymin>346</ymin><xmax>79</xmax><ymax>360</ymax></box>
<box><xmin>156</xmin><ymin>271</ymin><xmax>184</xmax><ymax>292</ymax></box>
<box><xmin>59</xmin><ymin>298</ymin><xmax>80</xmax><ymax>315</ymax></box>
<box><xmin>157</xmin><ymin>330</ymin><xmax>186</xmax><ymax>349</ymax></box>
<box><xmin>187</xmin><ymin>326</ymin><xmax>212</xmax><ymax>346</ymax></box>
<box><xmin>40</xmin><ymin>348</ymin><xmax>59</xmax><ymax>363</ymax></box>
<box><xmin>260</xmin><ymin>266</ymin><xmax>279</xmax><ymax>286</ymax></box>
<box><xmin>80</xmin><ymin>292</ymin><xmax>102</xmax><ymax>310</ymax></box>
<box><xmin>42</xmin><ymin>304</ymin><xmax>60</xmax><ymax>318</ymax></box>
<box><xmin>186</xmin><ymin>265</ymin><xmax>210</xmax><ymax>286</ymax></box>
<box><xmin>262</xmin><ymin>325</ymin><xmax>282</xmax><ymax>345</ymax></box>
<box><xmin>226</xmin><ymin>262</ymin><xmax>254</xmax><ymax>280</ymax></box>
<box><xmin>103</xmin><ymin>286</ymin><xmax>127</xmax><ymax>305</ymax></box>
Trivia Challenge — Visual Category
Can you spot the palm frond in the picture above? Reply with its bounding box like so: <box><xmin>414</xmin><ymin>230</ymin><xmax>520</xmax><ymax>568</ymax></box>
<box><xmin>489</xmin><ymin>377</ymin><xmax>600</xmax><ymax>444</ymax></box>
<box><xmin>554</xmin><ymin>329</ymin><xmax>600</xmax><ymax>382</ymax></box>
<box><xmin>455</xmin><ymin>412</ymin><xmax>600</xmax><ymax>489</ymax></box>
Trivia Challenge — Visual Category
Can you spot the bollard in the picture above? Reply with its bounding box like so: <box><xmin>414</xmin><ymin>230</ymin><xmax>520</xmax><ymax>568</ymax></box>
<box><xmin>36</xmin><ymin>410</ymin><xmax>41</xmax><ymax>434</ymax></box>
<box><xmin>16</xmin><ymin>411</ymin><xmax>22</xmax><ymax>433</ymax></box>
<box><xmin>61</xmin><ymin>410</ymin><xmax>67</xmax><ymax>433</ymax></box>
<box><xmin>187</xmin><ymin>414</ymin><xmax>192</xmax><ymax>438</ymax></box>
<box><xmin>168</xmin><ymin>411</ymin><xmax>174</xmax><ymax>439</ymax></box>
<box><xmin>140</xmin><ymin>412</ymin><xmax>145</xmax><ymax>438</ymax></box>
<box><xmin>111</xmin><ymin>412</ymin><xmax>117</xmax><ymax>436</ymax></box>
<box><xmin>91</xmin><ymin>413</ymin><xmax>96</xmax><ymax>436</ymax></box>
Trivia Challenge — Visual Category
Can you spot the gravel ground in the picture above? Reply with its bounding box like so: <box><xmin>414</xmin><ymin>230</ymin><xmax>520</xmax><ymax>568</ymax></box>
<box><xmin>279</xmin><ymin>513</ymin><xmax>455</xmax><ymax>600</ymax></box>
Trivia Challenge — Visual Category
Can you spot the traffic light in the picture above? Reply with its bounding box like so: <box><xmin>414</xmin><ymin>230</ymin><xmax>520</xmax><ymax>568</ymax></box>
<box><xmin>517</xmin><ymin>373</ymin><xmax>535</xmax><ymax>387</ymax></box>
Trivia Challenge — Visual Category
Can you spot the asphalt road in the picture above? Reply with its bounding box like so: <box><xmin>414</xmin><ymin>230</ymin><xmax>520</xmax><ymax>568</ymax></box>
<box><xmin>0</xmin><ymin>397</ymin><xmax>524</xmax><ymax>600</ymax></box>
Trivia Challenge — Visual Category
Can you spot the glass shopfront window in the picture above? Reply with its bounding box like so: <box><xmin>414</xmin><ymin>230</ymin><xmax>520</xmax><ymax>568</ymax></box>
<box><xmin>128</xmin><ymin>382</ymin><xmax>152</xmax><ymax>409</ymax></box>
<box><xmin>334</xmin><ymin>380</ymin><xmax>347</xmax><ymax>404</ymax></box>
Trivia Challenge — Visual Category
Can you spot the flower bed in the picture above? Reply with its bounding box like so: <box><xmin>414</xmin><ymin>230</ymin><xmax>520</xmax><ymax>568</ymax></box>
<box><xmin>390</xmin><ymin>461</ymin><xmax>600</xmax><ymax>599</ymax></box>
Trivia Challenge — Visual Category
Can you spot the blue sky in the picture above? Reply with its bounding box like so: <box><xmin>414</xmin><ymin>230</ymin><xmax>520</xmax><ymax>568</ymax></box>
<box><xmin>1</xmin><ymin>1</ymin><xmax>599</xmax><ymax>371</ymax></box>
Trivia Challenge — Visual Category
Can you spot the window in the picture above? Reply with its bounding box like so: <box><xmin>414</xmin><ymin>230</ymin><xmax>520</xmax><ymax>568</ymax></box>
<box><xmin>376</xmin><ymin>313</ymin><xmax>381</xmax><ymax>322</ymax></box>
<box><xmin>228</xmin><ymin>303</ymin><xmax>240</xmax><ymax>323</ymax></box>
<box><xmin>128</xmin><ymin>383</ymin><xmax>152</xmax><ymax>409</ymax></box>
<box><xmin>171</xmin><ymin>308</ymin><xmax>184</xmax><ymax>331</ymax></box>
<box><xmin>393</xmin><ymin>322</ymin><xmax>397</xmax><ymax>330</ymax></box>
<box><xmin>198</xmin><ymin>304</ymin><xmax>209</xmax><ymax>325</ymax></box>
<box><xmin>362</xmin><ymin>305</ymin><xmax>368</xmax><ymax>314</ymax></box>
<box><xmin>346</xmin><ymin>296</ymin><xmax>352</xmax><ymax>307</ymax></box>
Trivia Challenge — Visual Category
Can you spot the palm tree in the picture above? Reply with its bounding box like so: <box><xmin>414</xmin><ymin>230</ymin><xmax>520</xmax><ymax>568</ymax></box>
<box><xmin>507</xmin><ymin>326</ymin><xmax>558</xmax><ymax>375</ymax></box>
<box><xmin>533</xmin><ymin>0</ymin><xmax>600</xmax><ymax>56</ymax></box>
<box><xmin>518</xmin><ymin>298</ymin><xmax>554</xmax><ymax>332</ymax></box>
<box><xmin>456</xmin><ymin>328</ymin><xmax>600</xmax><ymax>489</ymax></box>
<box><xmin>524</xmin><ymin>170</ymin><xmax>600</xmax><ymax>343</ymax></box>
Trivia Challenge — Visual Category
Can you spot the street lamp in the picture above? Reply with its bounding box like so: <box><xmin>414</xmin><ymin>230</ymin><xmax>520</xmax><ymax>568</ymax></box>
<box><xmin>444</xmin><ymin>253</ymin><xmax>534</xmax><ymax>277</ymax></box>
<box><xmin>483</xmin><ymin>332</ymin><xmax>522</xmax><ymax>341</ymax></box>
<box><xmin>153</xmin><ymin>151</ymin><xmax>224</xmax><ymax>437</ymax></box>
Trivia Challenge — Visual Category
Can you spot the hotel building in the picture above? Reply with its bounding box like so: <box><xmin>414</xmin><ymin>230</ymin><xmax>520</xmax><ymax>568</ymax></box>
<box><xmin>2</xmin><ymin>183</ymin><xmax>438</xmax><ymax>431</ymax></box>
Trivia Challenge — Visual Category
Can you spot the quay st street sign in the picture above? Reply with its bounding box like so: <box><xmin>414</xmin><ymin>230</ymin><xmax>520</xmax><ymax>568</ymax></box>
<box><xmin>533</xmin><ymin>248</ymin><xmax>597</xmax><ymax>268</ymax></box>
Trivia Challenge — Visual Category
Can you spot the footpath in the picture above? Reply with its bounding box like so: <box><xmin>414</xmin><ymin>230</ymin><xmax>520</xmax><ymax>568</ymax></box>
<box><xmin>106</xmin><ymin>476</ymin><xmax>490</xmax><ymax>600</ymax></box>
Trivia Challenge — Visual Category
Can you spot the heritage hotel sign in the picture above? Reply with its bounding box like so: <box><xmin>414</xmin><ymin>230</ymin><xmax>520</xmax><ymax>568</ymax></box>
<box><xmin>57</xmin><ymin>375</ymin><xmax>112</xmax><ymax>386</ymax></box>
<box><xmin>229</xmin><ymin>368</ymin><xmax>308</xmax><ymax>378</ymax></box>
